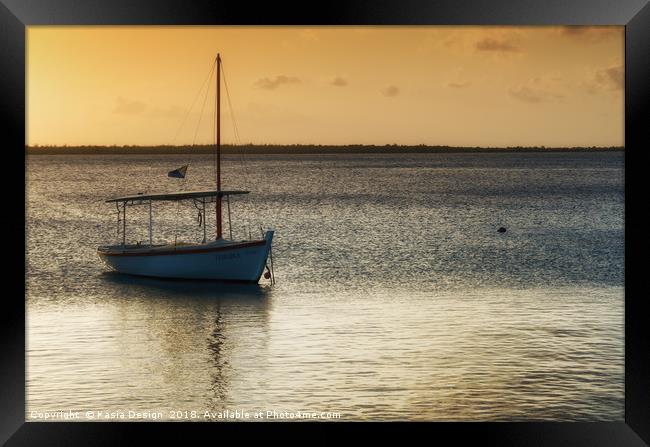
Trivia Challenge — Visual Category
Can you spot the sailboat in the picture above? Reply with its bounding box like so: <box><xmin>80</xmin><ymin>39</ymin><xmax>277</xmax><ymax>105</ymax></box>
<box><xmin>97</xmin><ymin>54</ymin><xmax>275</xmax><ymax>283</ymax></box>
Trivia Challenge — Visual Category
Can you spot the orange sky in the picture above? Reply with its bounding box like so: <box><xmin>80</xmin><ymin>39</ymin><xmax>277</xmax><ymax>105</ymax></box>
<box><xmin>27</xmin><ymin>26</ymin><xmax>624</xmax><ymax>147</ymax></box>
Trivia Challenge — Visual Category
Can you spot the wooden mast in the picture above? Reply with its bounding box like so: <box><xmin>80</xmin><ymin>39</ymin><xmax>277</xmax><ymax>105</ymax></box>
<box><xmin>216</xmin><ymin>53</ymin><xmax>223</xmax><ymax>239</ymax></box>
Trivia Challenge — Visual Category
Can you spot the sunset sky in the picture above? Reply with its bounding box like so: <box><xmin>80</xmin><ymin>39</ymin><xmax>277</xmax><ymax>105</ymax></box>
<box><xmin>27</xmin><ymin>26</ymin><xmax>624</xmax><ymax>147</ymax></box>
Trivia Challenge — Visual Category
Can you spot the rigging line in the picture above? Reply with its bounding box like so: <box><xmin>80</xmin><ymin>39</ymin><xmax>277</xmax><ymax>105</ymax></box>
<box><xmin>221</xmin><ymin>62</ymin><xmax>242</xmax><ymax>144</ymax></box>
<box><xmin>171</xmin><ymin>59</ymin><xmax>217</xmax><ymax>146</ymax></box>
<box><xmin>221</xmin><ymin>60</ymin><xmax>253</xmax><ymax>237</ymax></box>
<box><xmin>192</xmin><ymin>62</ymin><xmax>216</xmax><ymax>148</ymax></box>
<box><xmin>221</xmin><ymin>61</ymin><xmax>250</xmax><ymax>188</ymax></box>
<box><xmin>145</xmin><ymin>61</ymin><xmax>215</xmax><ymax>196</ymax></box>
<box><xmin>220</xmin><ymin>61</ymin><xmax>240</xmax><ymax>143</ymax></box>
<box><xmin>170</xmin><ymin>59</ymin><xmax>216</xmax><ymax>210</ymax></box>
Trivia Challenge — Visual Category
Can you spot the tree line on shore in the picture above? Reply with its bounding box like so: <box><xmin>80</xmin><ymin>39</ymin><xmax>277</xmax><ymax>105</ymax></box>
<box><xmin>26</xmin><ymin>144</ymin><xmax>624</xmax><ymax>155</ymax></box>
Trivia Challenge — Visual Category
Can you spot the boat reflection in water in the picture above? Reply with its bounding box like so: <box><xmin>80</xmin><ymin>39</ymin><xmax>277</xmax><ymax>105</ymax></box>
<box><xmin>96</xmin><ymin>272</ymin><xmax>273</xmax><ymax>410</ymax></box>
<box><xmin>101</xmin><ymin>271</ymin><xmax>273</xmax><ymax>300</ymax></box>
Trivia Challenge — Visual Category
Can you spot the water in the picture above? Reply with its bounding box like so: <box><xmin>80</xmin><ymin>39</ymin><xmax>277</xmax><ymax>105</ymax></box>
<box><xmin>26</xmin><ymin>151</ymin><xmax>624</xmax><ymax>421</ymax></box>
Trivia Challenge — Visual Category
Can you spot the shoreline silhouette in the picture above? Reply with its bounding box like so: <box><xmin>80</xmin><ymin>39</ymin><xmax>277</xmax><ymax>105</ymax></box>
<box><xmin>26</xmin><ymin>144</ymin><xmax>624</xmax><ymax>155</ymax></box>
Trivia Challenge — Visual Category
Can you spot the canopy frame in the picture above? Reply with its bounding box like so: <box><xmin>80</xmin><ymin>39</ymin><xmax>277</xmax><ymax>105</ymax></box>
<box><xmin>106</xmin><ymin>190</ymin><xmax>249</xmax><ymax>246</ymax></box>
<box><xmin>106</xmin><ymin>189</ymin><xmax>249</xmax><ymax>205</ymax></box>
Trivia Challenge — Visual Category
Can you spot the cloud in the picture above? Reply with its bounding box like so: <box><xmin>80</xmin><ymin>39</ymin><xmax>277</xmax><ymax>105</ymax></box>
<box><xmin>509</xmin><ymin>86</ymin><xmax>564</xmax><ymax>104</ymax></box>
<box><xmin>508</xmin><ymin>87</ymin><xmax>544</xmax><ymax>103</ymax></box>
<box><xmin>246</xmin><ymin>102</ymin><xmax>306</xmax><ymax>125</ymax></box>
<box><xmin>443</xmin><ymin>37</ymin><xmax>460</xmax><ymax>48</ymax></box>
<box><xmin>582</xmin><ymin>64</ymin><xmax>624</xmax><ymax>94</ymax></box>
<box><xmin>560</xmin><ymin>26</ymin><xmax>591</xmax><ymax>37</ymax></box>
<box><xmin>448</xmin><ymin>81</ymin><xmax>471</xmax><ymax>89</ymax></box>
<box><xmin>595</xmin><ymin>65</ymin><xmax>623</xmax><ymax>90</ymax></box>
<box><xmin>300</xmin><ymin>29</ymin><xmax>319</xmax><ymax>41</ymax></box>
<box><xmin>254</xmin><ymin>75</ymin><xmax>301</xmax><ymax>90</ymax></box>
<box><xmin>557</xmin><ymin>26</ymin><xmax>621</xmax><ymax>42</ymax></box>
<box><xmin>475</xmin><ymin>38</ymin><xmax>520</xmax><ymax>52</ymax></box>
<box><xmin>445</xmin><ymin>66</ymin><xmax>472</xmax><ymax>89</ymax></box>
<box><xmin>381</xmin><ymin>85</ymin><xmax>400</xmax><ymax>97</ymax></box>
<box><xmin>150</xmin><ymin>105</ymin><xmax>185</xmax><ymax>118</ymax></box>
<box><xmin>331</xmin><ymin>77</ymin><xmax>348</xmax><ymax>87</ymax></box>
<box><xmin>508</xmin><ymin>74</ymin><xmax>568</xmax><ymax>104</ymax></box>
<box><xmin>113</xmin><ymin>97</ymin><xmax>146</xmax><ymax>115</ymax></box>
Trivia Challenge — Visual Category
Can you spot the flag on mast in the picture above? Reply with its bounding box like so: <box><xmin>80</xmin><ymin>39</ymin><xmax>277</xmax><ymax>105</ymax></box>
<box><xmin>168</xmin><ymin>165</ymin><xmax>188</xmax><ymax>178</ymax></box>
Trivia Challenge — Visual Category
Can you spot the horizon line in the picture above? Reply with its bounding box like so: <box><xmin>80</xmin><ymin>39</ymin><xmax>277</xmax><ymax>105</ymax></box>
<box><xmin>26</xmin><ymin>144</ymin><xmax>625</xmax><ymax>149</ymax></box>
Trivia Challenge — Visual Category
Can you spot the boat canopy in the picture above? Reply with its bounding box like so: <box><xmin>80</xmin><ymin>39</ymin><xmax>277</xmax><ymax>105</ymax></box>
<box><xmin>106</xmin><ymin>189</ymin><xmax>250</xmax><ymax>203</ymax></box>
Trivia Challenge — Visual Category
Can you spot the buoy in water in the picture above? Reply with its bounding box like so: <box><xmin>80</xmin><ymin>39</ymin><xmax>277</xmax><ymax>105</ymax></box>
<box><xmin>497</xmin><ymin>227</ymin><xmax>507</xmax><ymax>233</ymax></box>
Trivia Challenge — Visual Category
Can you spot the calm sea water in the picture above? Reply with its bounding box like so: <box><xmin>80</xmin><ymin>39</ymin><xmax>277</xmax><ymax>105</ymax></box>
<box><xmin>26</xmin><ymin>151</ymin><xmax>624</xmax><ymax>421</ymax></box>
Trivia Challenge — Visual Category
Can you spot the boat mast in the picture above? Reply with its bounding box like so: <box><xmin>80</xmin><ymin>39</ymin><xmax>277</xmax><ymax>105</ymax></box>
<box><xmin>216</xmin><ymin>53</ymin><xmax>223</xmax><ymax>239</ymax></box>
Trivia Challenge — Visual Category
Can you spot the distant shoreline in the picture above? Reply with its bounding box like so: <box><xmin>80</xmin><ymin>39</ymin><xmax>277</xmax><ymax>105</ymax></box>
<box><xmin>25</xmin><ymin>145</ymin><xmax>624</xmax><ymax>155</ymax></box>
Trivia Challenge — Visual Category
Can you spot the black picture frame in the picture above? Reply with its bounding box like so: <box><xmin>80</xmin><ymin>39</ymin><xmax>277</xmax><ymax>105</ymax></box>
<box><xmin>2</xmin><ymin>0</ymin><xmax>648</xmax><ymax>445</ymax></box>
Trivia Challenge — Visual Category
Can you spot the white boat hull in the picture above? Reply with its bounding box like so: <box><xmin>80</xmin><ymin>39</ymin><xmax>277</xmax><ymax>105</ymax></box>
<box><xmin>98</xmin><ymin>231</ymin><xmax>274</xmax><ymax>282</ymax></box>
